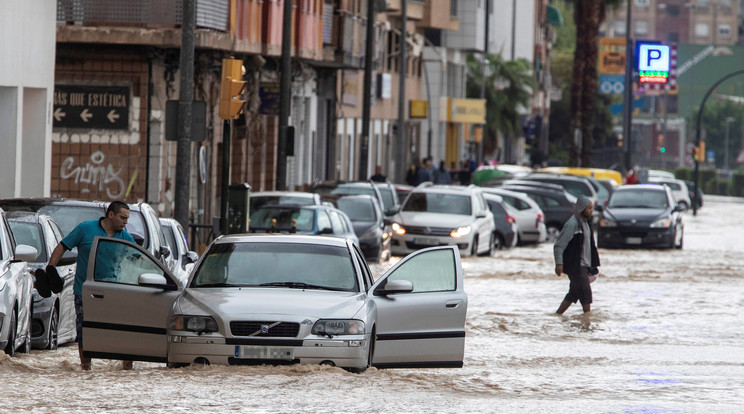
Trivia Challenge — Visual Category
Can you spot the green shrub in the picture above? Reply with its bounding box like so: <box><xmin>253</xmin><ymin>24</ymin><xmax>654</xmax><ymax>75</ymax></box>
<box><xmin>674</xmin><ymin>167</ymin><xmax>692</xmax><ymax>181</ymax></box>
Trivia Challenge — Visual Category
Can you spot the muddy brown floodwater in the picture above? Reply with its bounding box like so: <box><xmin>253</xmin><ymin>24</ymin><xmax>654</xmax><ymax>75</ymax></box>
<box><xmin>2</xmin><ymin>196</ymin><xmax>743</xmax><ymax>413</ymax></box>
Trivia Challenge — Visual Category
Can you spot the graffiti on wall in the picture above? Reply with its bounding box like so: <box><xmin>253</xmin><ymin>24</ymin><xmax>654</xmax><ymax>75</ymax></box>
<box><xmin>60</xmin><ymin>151</ymin><xmax>127</xmax><ymax>199</ymax></box>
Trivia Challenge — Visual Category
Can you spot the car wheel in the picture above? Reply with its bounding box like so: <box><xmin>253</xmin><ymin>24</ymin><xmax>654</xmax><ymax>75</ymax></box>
<box><xmin>4</xmin><ymin>309</ymin><xmax>17</xmax><ymax>357</ymax></box>
<box><xmin>47</xmin><ymin>308</ymin><xmax>59</xmax><ymax>350</ymax></box>
<box><xmin>546</xmin><ymin>225</ymin><xmax>561</xmax><ymax>243</ymax></box>
<box><xmin>347</xmin><ymin>328</ymin><xmax>375</xmax><ymax>374</ymax></box>
<box><xmin>493</xmin><ymin>233</ymin><xmax>504</xmax><ymax>251</ymax></box>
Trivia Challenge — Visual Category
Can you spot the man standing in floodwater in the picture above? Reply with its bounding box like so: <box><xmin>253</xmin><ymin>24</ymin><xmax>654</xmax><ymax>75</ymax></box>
<box><xmin>553</xmin><ymin>195</ymin><xmax>600</xmax><ymax>314</ymax></box>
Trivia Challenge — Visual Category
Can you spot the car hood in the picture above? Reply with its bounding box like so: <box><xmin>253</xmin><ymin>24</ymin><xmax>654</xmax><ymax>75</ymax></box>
<box><xmin>604</xmin><ymin>208</ymin><xmax>667</xmax><ymax>223</ymax></box>
<box><xmin>178</xmin><ymin>288</ymin><xmax>366</xmax><ymax>320</ymax></box>
<box><xmin>395</xmin><ymin>211</ymin><xmax>472</xmax><ymax>228</ymax></box>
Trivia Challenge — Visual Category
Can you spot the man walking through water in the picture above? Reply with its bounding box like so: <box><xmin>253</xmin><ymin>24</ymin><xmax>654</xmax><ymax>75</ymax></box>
<box><xmin>46</xmin><ymin>201</ymin><xmax>135</xmax><ymax>370</ymax></box>
<box><xmin>553</xmin><ymin>195</ymin><xmax>600</xmax><ymax>314</ymax></box>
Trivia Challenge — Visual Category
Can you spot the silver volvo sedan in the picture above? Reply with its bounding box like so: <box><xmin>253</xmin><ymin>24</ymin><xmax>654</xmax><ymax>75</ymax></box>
<box><xmin>81</xmin><ymin>234</ymin><xmax>467</xmax><ymax>372</ymax></box>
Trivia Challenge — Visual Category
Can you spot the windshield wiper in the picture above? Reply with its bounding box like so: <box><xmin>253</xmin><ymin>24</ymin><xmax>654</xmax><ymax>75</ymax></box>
<box><xmin>259</xmin><ymin>281</ymin><xmax>342</xmax><ymax>291</ymax></box>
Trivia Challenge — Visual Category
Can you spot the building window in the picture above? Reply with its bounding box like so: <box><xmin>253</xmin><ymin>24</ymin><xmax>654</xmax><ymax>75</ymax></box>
<box><xmin>695</xmin><ymin>22</ymin><xmax>709</xmax><ymax>37</ymax></box>
<box><xmin>614</xmin><ymin>20</ymin><xmax>626</xmax><ymax>35</ymax></box>
<box><xmin>667</xmin><ymin>32</ymin><xmax>679</xmax><ymax>43</ymax></box>
<box><xmin>634</xmin><ymin>0</ymin><xmax>649</xmax><ymax>7</ymax></box>
<box><xmin>635</xmin><ymin>20</ymin><xmax>648</xmax><ymax>35</ymax></box>
<box><xmin>450</xmin><ymin>0</ymin><xmax>457</xmax><ymax>17</ymax></box>
<box><xmin>718</xmin><ymin>24</ymin><xmax>732</xmax><ymax>38</ymax></box>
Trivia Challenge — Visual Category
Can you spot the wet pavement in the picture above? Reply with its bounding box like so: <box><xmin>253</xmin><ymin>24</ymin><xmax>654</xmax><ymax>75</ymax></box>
<box><xmin>2</xmin><ymin>196</ymin><xmax>743</xmax><ymax>413</ymax></box>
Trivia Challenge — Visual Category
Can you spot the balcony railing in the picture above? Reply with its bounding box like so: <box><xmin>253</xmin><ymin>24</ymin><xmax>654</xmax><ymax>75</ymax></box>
<box><xmin>56</xmin><ymin>0</ymin><xmax>229</xmax><ymax>32</ymax></box>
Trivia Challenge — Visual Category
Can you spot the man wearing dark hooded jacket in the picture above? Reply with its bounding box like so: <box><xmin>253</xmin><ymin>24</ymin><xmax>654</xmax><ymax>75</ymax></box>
<box><xmin>553</xmin><ymin>195</ymin><xmax>600</xmax><ymax>314</ymax></box>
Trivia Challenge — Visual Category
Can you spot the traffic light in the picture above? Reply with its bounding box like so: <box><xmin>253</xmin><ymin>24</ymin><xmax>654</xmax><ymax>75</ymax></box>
<box><xmin>219</xmin><ymin>58</ymin><xmax>246</xmax><ymax>120</ymax></box>
<box><xmin>692</xmin><ymin>142</ymin><xmax>706</xmax><ymax>162</ymax></box>
<box><xmin>617</xmin><ymin>133</ymin><xmax>623</xmax><ymax>147</ymax></box>
<box><xmin>658</xmin><ymin>134</ymin><xmax>665</xmax><ymax>153</ymax></box>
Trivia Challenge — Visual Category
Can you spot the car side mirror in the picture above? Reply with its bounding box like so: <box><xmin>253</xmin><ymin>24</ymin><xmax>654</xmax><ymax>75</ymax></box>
<box><xmin>319</xmin><ymin>227</ymin><xmax>334</xmax><ymax>235</ymax></box>
<box><xmin>374</xmin><ymin>279</ymin><xmax>414</xmax><ymax>296</ymax></box>
<box><xmin>159</xmin><ymin>246</ymin><xmax>172</xmax><ymax>259</ymax></box>
<box><xmin>184</xmin><ymin>251</ymin><xmax>199</xmax><ymax>264</ymax></box>
<box><xmin>12</xmin><ymin>244</ymin><xmax>38</xmax><ymax>263</ymax></box>
<box><xmin>673</xmin><ymin>203</ymin><xmax>686</xmax><ymax>212</ymax></box>
<box><xmin>58</xmin><ymin>249</ymin><xmax>78</xmax><ymax>266</ymax></box>
<box><xmin>385</xmin><ymin>207</ymin><xmax>399</xmax><ymax>216</ymax></box>
<box><xmin>131</xmin><ymin>232</ymin><xmax>145</xmax><ymax>246</ymax></box>
<box><xmin>138</xmin><ymin>273</ymin><xmax>176</xmax><ymax>290</ymax></box>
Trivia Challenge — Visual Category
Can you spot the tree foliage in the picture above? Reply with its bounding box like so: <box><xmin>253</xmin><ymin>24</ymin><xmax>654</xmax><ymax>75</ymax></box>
<box><xmin>466</xmin><ymin>53</ymin><xmax>534</xmax><ymax>156</ymax></box>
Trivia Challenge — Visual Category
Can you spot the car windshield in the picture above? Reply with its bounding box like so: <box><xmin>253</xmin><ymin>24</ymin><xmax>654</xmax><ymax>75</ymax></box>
<box><xmin>608</xmin><ymin>190</ymin><xmax>669</xmax><ymax>209</ymax></box>
<box><xmin>403</xmin><ymin>193</ymin><xmax>472</xmax><ymax>215</ymax></box>
<box><xmin>192</xmin><ymin>242</ymin><xmax>357</xmax><ymax>291</ymax></box>
<box><xmin>376</xmin><ymin>187</ymin><xmax>395</xmax><ymax>210</ymax></box>
<box><xmin>8</xmin><ymin>221</ymin><xmax>45</xmax><ymax>262</ymax></box>
<box><xmin>249</xmin><ymin>207</ymin><xmax>315</xmax><ymax>232</ymax></box>
<box><xmin>250</xmin><ymin>195</ymin><xmax>315</xmax><ymax>212</ymax></box>
<box><xmin>38</xmin><ymin>205</ymin><xmax>103</xmax><ymax>235</ymax></box>
<box><xmin>336</xmin><ymin>198</ymin><xmax>376</xmax><ymax>222</ymax></box>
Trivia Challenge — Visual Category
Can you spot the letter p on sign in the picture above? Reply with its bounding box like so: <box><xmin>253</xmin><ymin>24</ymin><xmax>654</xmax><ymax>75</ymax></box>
<box><xmin>639</xmin><ymin>44</ymin><xmax>670</xmax><ymax>72</ymax></box>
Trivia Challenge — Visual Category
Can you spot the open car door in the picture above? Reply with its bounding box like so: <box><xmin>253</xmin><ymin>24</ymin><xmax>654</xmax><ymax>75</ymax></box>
<box><xmin>82</xmin><ymin>237</ymin><xmax>181</xmax><ymax>363</ymax></box>
<box><xmin>370</xmin><ymin>246</ymin><xmax>467</xmax><ymax>368</ymax></box>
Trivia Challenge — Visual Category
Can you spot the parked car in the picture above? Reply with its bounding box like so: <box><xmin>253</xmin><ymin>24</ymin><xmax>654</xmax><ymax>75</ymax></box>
<box><xmin>249</xmin><ymin>191</ymin><xmax>322</xmax><ymax>214</ymax></box>
<box><xmin>0</xmin><ymin>208</ymin><xmax>38</xmax><ymax>356</ymax></box>
<box><xmin>521</xmin><ymin>173</ymin><xmax>599</xmax><ymax>204</ymax></box>
<box><xmin>0</xmin><ymin>198</ymin><xmax>174</xmax><ymax>271</ymax></box>
<box><xmin>159</xmin><ymin>218</ymin><xmax>200</xmax><ymax>285</ymax></box>
<box><xmin>7</xmin><ymin>212</ymin><xmax>77</xmax><ymax>349</ymax></box>
<box><xmin>391</xmin><ymin>184</ymin><xmax>495</xmax><ymax>256</ymax></box>
<box><xmin>648</xmin><ymin>178</ymin><xmax>692</xmax><ymax>210</ymax></box>
<box><xmin>332</xmin><ymin>195</ymin><xmax>392</xmax><ymax>262</ymax></box>
<box><xmin>482</xmin><ymin>194</ymin><xmax>518</xmax><ymax>249</ymax></box>
<box><xmin>373</xmin><ymin>181</ymin><xmax>401</xmax><ymax>216</ymax></box>
<box><xmin>249</xmin><ymin>204</ymin><xmax>360</xmax><ymax>247</ymax></box>
<box><xmin>309</xmin><ymin>181</ymin><xmax>389</xmax><ymax>215</ymax></box>
<box><xmin>537</xmin><ymin>166</ymin><xmax>623</xmax><ymax>185</ymax></box>
<box><xmin>80</xmin><ymin>234</ymin><xmax>467</xmax><ymax>371</ymax></box>
<box><xmin>499</xmin><ymin>184</ymin><xmax>577</xmax><ymax>242</ymax></box>
<box><xmin>596</xmin><ymin>184</ymin><xmax>684</xmax><ymax>249</ymax></box>
<box><xmin>481</xmin><ymin>188</ymin><xmax>546</xmax><ymax>245</ymax></box>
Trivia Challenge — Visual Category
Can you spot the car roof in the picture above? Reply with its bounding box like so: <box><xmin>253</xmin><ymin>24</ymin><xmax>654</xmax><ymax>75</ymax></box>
<box><xmin>616</xmin><ymin>184</ymin><xmax>669</xmax><ymax>192</ymax></box>
<box><xmin>412</xmin><ymin>183</ymin><xmax>479</xmax><ymax>194</ymax></box>
<box><xmin>6</xmin><ymin>211</ymin><xmax>48</xmax><ymax>223</ymax></box>
<box><xmin>501</xmin><ymin>184</ymin><xmax>569</xmax><ymax>197</ymax></box>
<box><xmin>251</xmin><ymin>191</ymin><xmax>318</xmax><ymax>198</ymax></box>
<box><xmin>216</xmin><ymin>233</ymin><xmax>351</xmax><ymax>248</ymax></box>
<box><xmin>0</xmin><ymin>197</ymin><xmax>107</xmax><ymax>210</ymax></box>
<box><xmin>501</xmin><ymin>179</ymin><xmax>566</xmax><ymax>192</ymax></box>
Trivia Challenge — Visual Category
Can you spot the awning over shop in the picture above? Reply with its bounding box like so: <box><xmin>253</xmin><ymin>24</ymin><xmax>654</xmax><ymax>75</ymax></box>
<box><xmin>546</xmin><ymin>4</ymin><xmax>564</xmax><ymax>27</ymax></box>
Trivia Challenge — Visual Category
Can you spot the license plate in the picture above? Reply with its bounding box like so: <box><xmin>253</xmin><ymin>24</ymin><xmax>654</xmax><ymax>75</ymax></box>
<box><xmin>234</xmin><ymin>345</ymin><xmax>294</xmax><ymax>360</ymax></box>
<box><xmin>626</xmin><ymin>237</ymin><xmax>642</xmax><ymax>245</ymax></box>
<box><xmin>414</xmin><ymin>237</ymin><xmax>439</xmax><ymax>246</ymax></box>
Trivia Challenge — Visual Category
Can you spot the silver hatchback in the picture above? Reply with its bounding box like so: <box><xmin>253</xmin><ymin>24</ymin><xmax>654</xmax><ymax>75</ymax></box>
<box><xmin>80</xmin><ymin>234</ymin><xmax>468</xmax><ymax>371</ymax></box>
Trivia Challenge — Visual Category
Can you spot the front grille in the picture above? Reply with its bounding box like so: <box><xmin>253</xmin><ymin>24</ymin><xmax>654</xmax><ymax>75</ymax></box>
<box><xmin>404</xmin><ymin>225</ymin><xmax>452</xmax><ymax>236</ymax></box>
<box><xmin>230</xmin><ymin>321</ymin><xmax>300</xmax><ymax>338</ymax></box>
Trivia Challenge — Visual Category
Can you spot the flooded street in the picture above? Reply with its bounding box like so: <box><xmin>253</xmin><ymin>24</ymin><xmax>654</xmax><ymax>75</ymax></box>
<box><xmin>2</xmin><ymin>196</ymin><xmax>743</xmax><ymax>413</ymax></box>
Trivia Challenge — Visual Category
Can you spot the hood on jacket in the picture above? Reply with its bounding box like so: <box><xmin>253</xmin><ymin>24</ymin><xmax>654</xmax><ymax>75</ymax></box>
<box><xmin>575</xmin><ymin>195</ymin><xmax>592</xmax><ymax>218</ymax></box>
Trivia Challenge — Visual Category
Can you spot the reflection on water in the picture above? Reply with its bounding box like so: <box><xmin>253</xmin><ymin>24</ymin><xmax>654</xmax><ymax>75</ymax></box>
<box><xmin>2</xmin><ymin>197</ymin><xmax>744</xmax><ymax>412</ymax></box>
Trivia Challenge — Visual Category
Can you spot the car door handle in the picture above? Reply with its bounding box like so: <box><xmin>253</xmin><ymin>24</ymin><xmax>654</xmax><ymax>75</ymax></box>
<box><xmin>445</xmin><ymin>300</ymin><xmax>463</xmax><ymax>309</ymax></box>
<box><xmin>90</xmin><ymin>292</ymin><xmax>104</xmax><ymax>299</ymax></box>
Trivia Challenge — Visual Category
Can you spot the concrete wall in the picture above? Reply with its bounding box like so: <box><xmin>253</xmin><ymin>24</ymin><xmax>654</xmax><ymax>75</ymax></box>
<box><xmin>0</xmin><ymin>0</ymin><xmax>57</xmax><ymax>198</ymax></box>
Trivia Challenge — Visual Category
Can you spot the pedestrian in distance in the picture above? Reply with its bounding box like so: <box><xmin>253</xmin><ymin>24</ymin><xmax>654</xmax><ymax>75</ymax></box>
<box><xmin>624</xmin><ymin>166</ymin><xmax>639</xmax><ymax>185</ymax></box>
<box><xmin>416</xmin><ymin>157</ymin><xmax>433</xmax><ymax>184</ymax></box>
<box><xmin>405</xmin><ymin>163</ymin><xmax>419</xmax><ymax>186</ymax></box>
<box><xmin>370</xmin><ymin>165</ymin><xmax>387</xmax><ymax>183</ymax></box>
<box><xmin>46</xmin><ymin>200</ymin><xmax>136</xmax><ymax>371</ymax></box>
<box><xmin>553</xmin><ymin>195</ymin><xmax>600</xmax><ymax>314</ymax></box>
<box><xmin>434</xmin><ymin>160</ymin><xmax>451</xmax><ymax>184</ymax></box>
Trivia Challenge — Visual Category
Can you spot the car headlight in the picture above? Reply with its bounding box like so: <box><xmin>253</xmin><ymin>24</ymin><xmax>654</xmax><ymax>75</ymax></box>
<box><xmin>650</xmin><ymin>217</ymin><xmax>672</xmax><ymax>228</ymax></box>
<box><xmin>392</xmin><ymin>222</ymin><xmax>406</xmax><ymax>235</ymax></box>
<box><xmin>312</xmin><ymin>319</ymin><xmax>365</xmax><ymax>336</ymax></box>
<box><xmin>599</xmin><ymin>218</ymin><xmax>617</xmax><ymax>227</ymax></box>
<box><xmin>450</xmin><ymin>225</ymin><xmax>472</xmax><ymax>238</ymax></box>
<box><xmin>170</xmin><ymin>315</ymin><xmax>219</xmax><ymax>333</ymax></box>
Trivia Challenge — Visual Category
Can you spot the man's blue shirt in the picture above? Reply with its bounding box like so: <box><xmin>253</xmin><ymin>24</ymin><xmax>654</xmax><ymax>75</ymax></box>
<box><xmin>61</xmin><ymin>218</ymin><xmax>134</xmax><ymax>295</ymax></box>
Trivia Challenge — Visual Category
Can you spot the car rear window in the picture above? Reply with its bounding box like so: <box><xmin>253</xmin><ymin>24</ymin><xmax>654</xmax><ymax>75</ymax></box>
<box><xmin>337</xmin><ymin>198</ymin><xmax>376</xmax><ymax>221</ymax></box>
<box><xmin>250</xmin><ymin>207</ymin><xmax>315</xmax><ymax>232</ymax></box>
<box><xmin>609</xmin><ymin>190</ymin><xmax>669</xmax><ymax>209</ymax></box>
<box><xmin>38</xmin><ymin>205</ymin><xmax>104</xmax><ymax>236</ymax></box>
<box><xmin>403</xmin><ymin>193</ymin><xmax>471</xmax><ymax>215</ymax></box>
<box><xmin>193</xmin><ymin>242</ymin><xmax>357</xmax><ymax>291</ymax></box>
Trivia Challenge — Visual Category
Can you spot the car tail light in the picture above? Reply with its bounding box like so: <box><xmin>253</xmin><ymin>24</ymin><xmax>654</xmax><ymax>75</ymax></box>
<box><xmin>506</xmin><ymin>214</ymin><xmax>516</xmax><ymax>224</ymax></box>
<box><xmin>536</xmin><ymin>213</ymin><xmax>544</xmax><ymax>228</ymax></box>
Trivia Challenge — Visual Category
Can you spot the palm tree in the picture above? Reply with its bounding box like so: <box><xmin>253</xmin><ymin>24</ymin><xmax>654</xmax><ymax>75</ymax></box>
<box><xmin>466</xmin><ymin>53</ymin><xmax>534</xmax><ymax>159</ymax></box>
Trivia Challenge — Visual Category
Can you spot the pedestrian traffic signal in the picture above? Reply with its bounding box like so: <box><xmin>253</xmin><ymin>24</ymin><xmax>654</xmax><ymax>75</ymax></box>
<box><xmin>658</xmin><ymin>134</ymin><xmax>665</xmax><ymax>153</ymax></box>
<box><xmin>219</xmin><ymin>58</ymin><xmax>246</xmax><ymax>120</ymax></box>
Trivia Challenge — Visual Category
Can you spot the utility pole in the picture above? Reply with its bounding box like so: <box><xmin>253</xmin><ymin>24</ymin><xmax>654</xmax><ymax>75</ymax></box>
<box><xmin>277</xmin><ymin>0</ymin><xmax>293</xmax><ymax>191</ymax></box>
<box><xmin>395</xmin><ymin>0</ymin><xmax>408</xmax><ymax>183</ymax></box>
<box><xmin>174</xmin><ymin>0</ymin><xmax>195</xmax><ymax>230</ymax></box>
<box><xmin>359</xmin><ymin>0</ymin><xmax>375</xmax><ymax>180</ymax></box>
<box><xmin>478</xmin><ymin>0</ymin><xmax>489</xmax><ymax>165</ymax></box>
<box><xmin>622</xmin><ymin>0</ymin><xmax>634</xmax><ymax>171</ymax></box>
